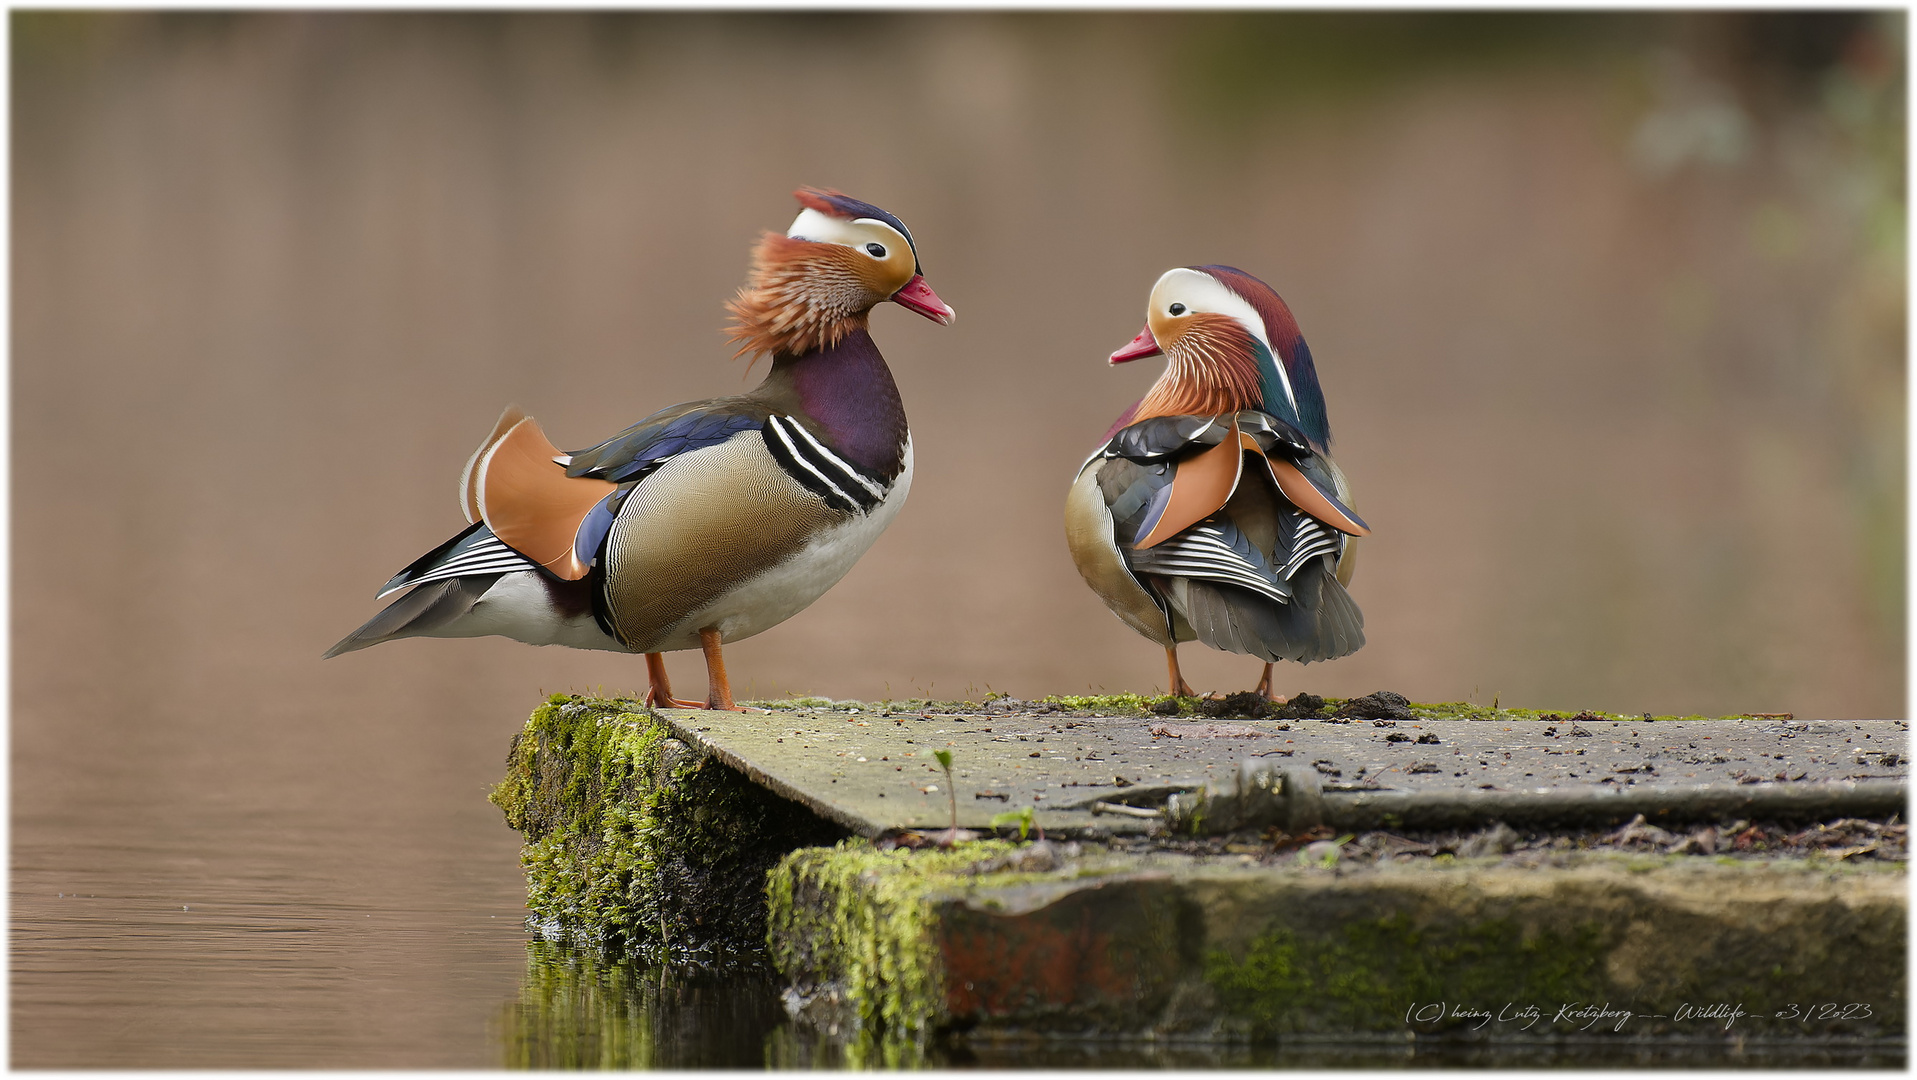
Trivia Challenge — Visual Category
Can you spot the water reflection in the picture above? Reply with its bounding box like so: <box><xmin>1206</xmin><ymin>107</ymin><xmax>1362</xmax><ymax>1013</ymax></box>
<box><xmin>499</xmin><ymin>942</ymin><xmax>790</xmax><ymax>1068</ymax></box>
<box><xmin>499</xmin><ymin>941</ymin><xmax>1904</xmax><ymax>1070</ymax></box>
<box><xmin>947</xmin><ymin>1038</ymin><xmax>1907</xmax><ymax>1070</ymax></box>
<box><xmin>499</xmin><ymin>942</ymin><xmax>947</xmax><ymax>1068</ymax></box>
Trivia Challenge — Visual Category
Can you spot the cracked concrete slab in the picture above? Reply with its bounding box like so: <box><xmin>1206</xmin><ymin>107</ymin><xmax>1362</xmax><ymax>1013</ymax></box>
<box><xmin>655</xmin><ymin>706</ymin><xmax>1908</xmax><ymax>837</ymax></box>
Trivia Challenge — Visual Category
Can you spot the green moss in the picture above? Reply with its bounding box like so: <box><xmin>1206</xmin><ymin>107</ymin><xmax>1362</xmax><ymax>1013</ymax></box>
<box><xmin>492</xmin><ymin>694</ymin><xmax>846</xmax><ymax>963</ymax></box>
<box><xmin>751</xmin><ymin>696</ymin><xmax>841</xmax><ymax>710</ymax></box>
<box><xmin>1039</xmin><ymin>692</ymin><xmax>1178</xmax><ymax>715</ymax></box>
<box><xmin>765</xmin><ymin>844</ymin><xmax>1904</xmax><ymax>1042</ymax></box>
<box><xmin>767</xmin><ymin>839</ymin><xmax>1029</xmax><ymax>1037</ymax></box>
<box><xmin>1206</xmin><ymin>913</ymin><xmax>1609</xmax><ymax>1034</ymax></box>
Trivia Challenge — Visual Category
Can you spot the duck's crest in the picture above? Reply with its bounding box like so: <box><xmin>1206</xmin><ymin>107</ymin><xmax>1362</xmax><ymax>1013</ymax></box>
<box><xmin>796</xmin><ymin>187</ymin><xmax>920</xmax><ymax>269</ymax></box>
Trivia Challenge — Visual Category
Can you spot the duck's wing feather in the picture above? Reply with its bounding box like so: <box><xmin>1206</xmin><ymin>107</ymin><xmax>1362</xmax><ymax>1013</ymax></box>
<box><xmin>1066</xmin><ymin>458</ymin><xmax>1178</xmax><ymax>645</ymax></box>
<box><xmin>454</xmin><ymin>401</ymin><xmax>778</xmax><ymax>583</ymax></box>
<box><xmin>1235</xmin><ymin>411</ymin><xmax>1369</xmax><ymax>536</ymax></box>
<box><xmin>1127</xmin><ymin>518</ymin><xmax>1290</xmax><ymax>604</ymax></box>
<box><xmin>325</xmin><ymin>574</ymin><xmax>503</xmax><ymax>659</ymax></box>
<box><xmin>562</xmin><ymin>401</ymin><xmax>768</xmax><ymax>484</ymax></box>
<box><xmin>1134</xmin><ymin>436</ymin><xmax>1242</xmax><ymax>549</ymax></box>
<box><xmin>1093</xmin><ymin>414</ymin><xmax>1240</xmax><ymax>551</ymax></box>
<box><xmin>1152</xmin><ymin>474</ymin><xmax>1364</xmax><ymax>665</ymax></box>
<box><xmin>1081</xmin><ymin>409</ymin><xmax>1366</xmax><ymax>663</ymax></box>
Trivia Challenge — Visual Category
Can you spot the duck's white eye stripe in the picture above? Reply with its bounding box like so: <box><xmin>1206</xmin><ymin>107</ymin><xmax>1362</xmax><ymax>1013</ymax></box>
<box><xmin>787</xmin><ymin>209</ymin><xmax>911</xmax><ymax>258</ymax></box>
<box><xmin>1150</xmin><ymin>267</ymin><xmax>1296</xmax><ymax>413</ymax></box>
<box><xmin>853</xmin><ymin>216</ymin><xmax>913</xmax><ymax>247</ymax></box>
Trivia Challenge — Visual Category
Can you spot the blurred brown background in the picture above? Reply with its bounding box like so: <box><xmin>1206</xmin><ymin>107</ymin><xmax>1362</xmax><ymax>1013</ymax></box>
<box><xmin>16</xmin><ymin>11</ymin><xmax>1901</xmax><ymax>727</ymax></box>
<box><xmin>8</xmin><ymin>11</ymin><xmax>1905</xmax><ymax>1067</ymax></box>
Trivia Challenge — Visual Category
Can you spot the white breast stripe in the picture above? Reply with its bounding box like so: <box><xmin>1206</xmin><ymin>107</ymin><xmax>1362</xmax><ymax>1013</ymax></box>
<box><xmin>778</xmin><ymin>415</ymin><xmax>887</xmax><ymax>500</ymax></box>
<box><xmin>767</xmin><ymin>417</ymin><xmax>862</xmax><ymax>510</ymax></box>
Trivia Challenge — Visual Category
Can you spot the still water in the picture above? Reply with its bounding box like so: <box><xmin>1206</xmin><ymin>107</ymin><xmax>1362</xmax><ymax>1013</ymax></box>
<box><xmin>11</xmin><ymin>745</ymin><xmax>535</xmax><ymax>1067</ymax></box>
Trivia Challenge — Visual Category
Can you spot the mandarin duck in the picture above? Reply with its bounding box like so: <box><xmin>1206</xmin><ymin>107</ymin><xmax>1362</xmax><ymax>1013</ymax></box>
<box><xmin>325</xmin><ymin>188</ymin><xmax>954</xmax><ymax>710</ymax></box>
<box><xmin>1065</xmin><ymin>266</ymin><xmax>1365</xmax><ymax>699</ymax></box>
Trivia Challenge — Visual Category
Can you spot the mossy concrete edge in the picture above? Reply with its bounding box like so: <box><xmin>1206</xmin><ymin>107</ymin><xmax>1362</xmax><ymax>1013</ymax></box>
<box><xmin>490</xmin><ymin>694</ymin><xmax>847</xmax><ymax>963</ymax></box>
<box><xmin>766</xmin><ymin>845</ymin><xmax>1907</xmax><ymax>1045</ymax></box>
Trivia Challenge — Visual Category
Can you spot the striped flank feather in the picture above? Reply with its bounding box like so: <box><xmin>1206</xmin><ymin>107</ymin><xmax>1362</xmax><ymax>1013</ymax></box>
<box><xmin>1128</xmin><ymin>521</ymin><xmax>1290</xmax><ymax>604</ymax></box>
<box><xmin>1277</xmin><ymin>514</ymin><xmax>1342</xmax><ymax>581</ymax></box>
<box><xmin>377</xmin><ymin>522</ymin><xmax>538</xmax><ymax>599</ymax></box>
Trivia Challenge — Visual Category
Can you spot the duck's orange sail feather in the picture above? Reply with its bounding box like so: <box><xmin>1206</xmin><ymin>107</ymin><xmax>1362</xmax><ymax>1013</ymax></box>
<box><xmin>468</xmin><ymin>412</ymin><xmax>617</xmax><ymax>580</ymax></box>
<box><xmin>1135</xmin><ymin>422</ymin><xmax>1245</xmax><ymax>550</ymax></box>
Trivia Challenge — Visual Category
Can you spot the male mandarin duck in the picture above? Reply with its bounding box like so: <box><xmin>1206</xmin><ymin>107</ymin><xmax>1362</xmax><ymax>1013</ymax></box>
<box><xmin>1065</xmin><ymin>265</ymin><xmax>1365</xmax><ymax>699</ymax></box>
<box><xmin>325</xmin><ymin>188</ymin><xmax>953</xmax><ymax>710</ymax></box>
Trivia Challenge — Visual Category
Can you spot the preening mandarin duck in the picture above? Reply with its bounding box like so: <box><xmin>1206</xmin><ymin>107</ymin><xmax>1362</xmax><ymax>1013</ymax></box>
<box><xmin>1065</xmin><ymin>266</ymin><xmax>1365</xmax><ymax>699</ymax></box>
<box><xmin>326</xmin><ymin>188</ymin><xmax>953</xmax><ymax>710</ymax></box>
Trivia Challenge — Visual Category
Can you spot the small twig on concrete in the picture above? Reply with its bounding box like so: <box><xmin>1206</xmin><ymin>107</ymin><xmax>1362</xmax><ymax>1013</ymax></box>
<box><xmin>1089</xmin><ymin>801</ymin><xmax>1163</xmax><ymax>819</ymax></box>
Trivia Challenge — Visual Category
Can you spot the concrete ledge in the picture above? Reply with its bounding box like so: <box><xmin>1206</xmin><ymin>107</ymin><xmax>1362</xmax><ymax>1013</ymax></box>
<box><xmin>492</xmin><ymin>695</ymin><xmax>1906</xmax><ymax>1056</ymax></box>
<box><xmin>768</xmin><ymin>843</ymin><xmax>1905</xmax><ymax>1045</ymax></box>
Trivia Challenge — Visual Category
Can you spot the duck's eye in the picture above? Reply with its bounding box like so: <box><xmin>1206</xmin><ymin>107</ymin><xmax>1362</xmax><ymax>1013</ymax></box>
<box><xmin>865</xmin><ymin>243</ymin><xmax>887</xmax><ymax>258</ymax></box>
<box><xmin>1169</xmin><ymin>303</ymin><xmax>1187</xmax><ymax>316</ymax></box>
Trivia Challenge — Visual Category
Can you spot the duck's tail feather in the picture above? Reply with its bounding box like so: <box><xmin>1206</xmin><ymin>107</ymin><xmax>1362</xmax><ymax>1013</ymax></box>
<box><xmin>1177</xmin><ymin>558</ymin><xmax>1364</xmax><ymax>664</ymax></box>
<box><xmin>322</xmin><ymin>574</ymin><xmax>502</xmax><ymax>659</ymax></box>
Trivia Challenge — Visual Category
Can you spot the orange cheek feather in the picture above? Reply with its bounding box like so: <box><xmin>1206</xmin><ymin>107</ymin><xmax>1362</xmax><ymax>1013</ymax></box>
<box><xmin>724</xmin><ymin>234</ymin><xmax>872</xmax><ymax>358</ymax></box>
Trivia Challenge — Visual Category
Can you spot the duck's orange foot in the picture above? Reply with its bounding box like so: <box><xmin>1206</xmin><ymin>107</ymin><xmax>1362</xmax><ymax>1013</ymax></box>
<box><xmin>643</xmin><ymin>653</ymin><xmax>704</xmax><ymax>709</ymax></box>
<box><xmin>1166</xmin><ymin>646</ymin><xmax>1196</xmax><ymax>698</ymax></box>
<box><xmin>1254</xmin><ymin>662</ymin><xmax>1281</xmax><ymax>702</ymax></box>
<box><xmin>695</xmin><ymin>629</ymin><xmax>765</xmax><ymax>712</ymax></box>
<box><xmin>645</xmin><ymin>687</ymin><xmax>706</xmax><ymax>709</ymax></box>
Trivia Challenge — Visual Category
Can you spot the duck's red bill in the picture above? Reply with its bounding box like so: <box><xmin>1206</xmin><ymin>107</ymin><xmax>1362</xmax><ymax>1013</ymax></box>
<box><xmin>1109</xmin><ymin>325</ymin><xmax>1161</xmax><ymax>363</ymax></box>
<box><xmin>892</xmin><ymin>275</ymin><xmax>955</xmax><ymax>324</ymax></box>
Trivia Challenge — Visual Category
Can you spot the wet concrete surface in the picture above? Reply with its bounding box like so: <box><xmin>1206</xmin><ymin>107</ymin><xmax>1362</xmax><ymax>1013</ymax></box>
<box><xmin>657</xmin><ymin>706</ymin><xmax>1909</xmax><ymax>837</ymax></box>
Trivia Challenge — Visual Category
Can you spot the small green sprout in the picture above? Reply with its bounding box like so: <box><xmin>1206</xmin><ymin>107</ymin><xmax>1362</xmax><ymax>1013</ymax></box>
<box><xmin>991</xmin><ymin>805</ymin><xmax>1039</xmax><ymax>842</ymax></box>
<box><xmin>933</xmin><ymin>749</ymin><xmax>957</xmax><ymax>840</ymax></box>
